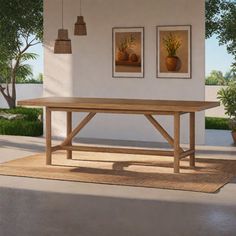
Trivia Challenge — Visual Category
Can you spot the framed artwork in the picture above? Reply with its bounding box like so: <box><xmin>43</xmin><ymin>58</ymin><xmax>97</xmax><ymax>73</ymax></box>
<box><xmin>112</xmin><ymin>27</ymin><xmax>144</xmax><ymax>78</ymax></box>
<box><xmin>156</xmin><ymin>25</ymin><xmax>191</xmax><ymax>79</ymax></box>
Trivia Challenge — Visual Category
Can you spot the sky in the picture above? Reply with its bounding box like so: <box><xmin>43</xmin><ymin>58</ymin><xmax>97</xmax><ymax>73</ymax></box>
<box><xmin>28</xmin><ymin>35</ymin><xmax>234</xmax><ymax>78</ymax></box>
<box><xmin>205</xmin><ymin>35</ymin><xmax>234</xmax><ymax>76</ymax></box>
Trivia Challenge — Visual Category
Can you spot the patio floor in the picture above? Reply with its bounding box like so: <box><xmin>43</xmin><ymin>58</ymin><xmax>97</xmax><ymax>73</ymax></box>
<box><xmin>0</xmin><ymin>130</ymin><xmax>236</xmax><ymax>236</ymax></box>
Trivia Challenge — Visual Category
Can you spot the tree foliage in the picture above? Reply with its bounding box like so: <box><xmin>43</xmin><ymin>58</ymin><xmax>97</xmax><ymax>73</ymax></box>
<box><xmin>206</xmin><ymin>70</ymin><xmax>225</xmax><ymax>85</ymax></box>
<box><xmin>0</xmin><ymin>0</ymin><xmax>43</xmax><ymax>58</ymax></box>
<box><xmin>0</xmin><ymin>0</ymin><xmax>43</xmax><ymax>108</ymax></box>
<box><xmin>206</xmin><ymin>69</ymin><xmax>236</xmax><ymax>85</ymax></box>
<box><xmin>206</xmin><ymin>0</ymin><xmax>236</xmax><ymax>68</ymax></box>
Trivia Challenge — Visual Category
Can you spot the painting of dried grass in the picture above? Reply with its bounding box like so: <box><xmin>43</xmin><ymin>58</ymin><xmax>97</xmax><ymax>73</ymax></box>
<box><xmin>157</xmin><ymin>25</ymin><xmax>191</xmax><ymax>78</ymax></box>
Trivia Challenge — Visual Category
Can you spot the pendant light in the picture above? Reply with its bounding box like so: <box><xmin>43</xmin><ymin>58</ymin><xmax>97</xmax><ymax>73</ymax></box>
<box><xmin>74</xmin><ymin>0</ymin><xmax>87</xmax><ymax>36</ymax></box>
<box><xmin>54</xmin><ymin>0</ymin><xmax>72</xmax><ymax>54</ymax></box>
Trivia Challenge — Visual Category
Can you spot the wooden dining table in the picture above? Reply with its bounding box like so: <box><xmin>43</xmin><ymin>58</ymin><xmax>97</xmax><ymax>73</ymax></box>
<box><xmin>18</xmin><ymin>97</ymin><xmax>220</xmax><ymax>173</ymax></box>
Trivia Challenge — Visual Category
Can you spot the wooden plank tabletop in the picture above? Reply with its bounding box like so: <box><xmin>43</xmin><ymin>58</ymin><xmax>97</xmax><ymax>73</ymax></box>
<box><xmin>18</xmin><ymin>97</ymin><xmax>220</xmax><ymax>112</ymax></box>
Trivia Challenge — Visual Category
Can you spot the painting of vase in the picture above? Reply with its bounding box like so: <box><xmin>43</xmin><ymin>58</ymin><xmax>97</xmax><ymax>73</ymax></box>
<box><xmin>112</xmin><ymin>27</ymin><xmax>144</xmax><ymax>78</ymax></box>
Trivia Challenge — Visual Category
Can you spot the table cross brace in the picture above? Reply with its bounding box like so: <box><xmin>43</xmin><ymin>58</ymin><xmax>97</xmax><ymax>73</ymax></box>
<box><xmin>61</xmin><ymin>112</ymin><xmax>96</xmax><ymax>146</ymax></box>
<box><xmin>145</xmin><ymin>115</ymin><xmax>184</xmax><ymax>153</ymax></box>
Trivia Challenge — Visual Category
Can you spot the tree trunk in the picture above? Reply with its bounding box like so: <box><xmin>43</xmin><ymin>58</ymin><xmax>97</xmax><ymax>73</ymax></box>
<box><xmin>8</xmin><ymin>58</ymin><xmax>19</xmax><ymax>109</ymax></box>
<box><xmin>5</xmin><ymin>96</ymin><xmax>16</xmax><ymax>109</ymax></box>
<box><xmin>0</xmin><ymin>76</ymin><xmax>16</xmax><ymax>109</ymax></box>
<box><xmin>0</xmin><ymin>36</ymin><xmax>40</xmax><ymax>109</ymax></box>
<box><xmin>0</xmin><ymin>87</ymin><xmax>16</xmax><ymax>109</ymax></box>
<box><xmin>11</xmin><ymin>78</ymin><xmax>16</xmax><ymax>109</ymax></box>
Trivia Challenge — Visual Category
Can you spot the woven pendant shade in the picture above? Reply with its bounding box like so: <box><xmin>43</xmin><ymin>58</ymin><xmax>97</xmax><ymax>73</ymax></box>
<box><xmin>54</xmin><ymin>29</ymin><xmax>72</xmax><ymax>54</ymax></box>
<box><xmin>74</xmin><ymin>16</ymin><xmax>87</xmax><ymax>36</ymax></box>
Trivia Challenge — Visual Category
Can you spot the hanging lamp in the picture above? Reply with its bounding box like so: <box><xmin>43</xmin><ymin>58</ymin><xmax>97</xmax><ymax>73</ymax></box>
<box><xmin>74</xmin><ymin>0</ymin><xmax>87</xmax><ymax>36</ymax></box>
<box><xmin>54</xmin><ymin>0</ymin><xmax>72</xmax><ymax>54</ymax></box>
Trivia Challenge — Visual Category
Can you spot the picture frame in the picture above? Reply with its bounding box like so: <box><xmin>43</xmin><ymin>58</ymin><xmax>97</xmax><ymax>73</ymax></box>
<box><xmin>156</xmin><ymin>25</ymin><xmax>192</xmax><ymax>79</ymax></box>
<box><xmin>112</xmin><ymin>27</ymin><xmax>144</xmax><ymax>78</ymax></box>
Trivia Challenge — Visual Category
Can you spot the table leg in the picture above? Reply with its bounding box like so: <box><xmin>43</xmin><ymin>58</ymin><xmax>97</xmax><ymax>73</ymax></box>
<box><xmin>190</xmin><ymin>112</ymin><xmax>195</xmax><ymax>167</ymax></box>
<box><xmin>174</xmin><ymin>112</ymin><xmax>180</xmax><ymax>173</ymax></box>
<box><xmin>67</xmin><ymin>112</ymin><xmax>72</xmax><ymax>159</ymax></box>
<box><xmin>46</xmin><ymin>107</ymin><xmax>52</xmax><ymax>165</ymax></box>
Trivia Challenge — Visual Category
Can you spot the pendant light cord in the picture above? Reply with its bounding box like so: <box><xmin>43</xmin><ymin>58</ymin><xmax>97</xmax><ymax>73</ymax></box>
<box><xmin>62</xmin><ymin>0</ymin><xmax>64</xmax><ymax>29</ymax></box>
<box><xmin>80</xmin><ymin>0</ymin><xmax>82</xmax><ymax>16</ymax></box>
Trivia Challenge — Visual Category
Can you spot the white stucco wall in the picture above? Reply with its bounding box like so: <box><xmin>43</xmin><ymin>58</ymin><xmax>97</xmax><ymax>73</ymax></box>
<box><xmin>44</xmin><ymin>0</ymin><xmax>205</xmax><ymax>144</ymax></box>
<box><xmin>0</xmin><ymin>84</ymin><xmax>43</xmax><ymax>108</ymax></box>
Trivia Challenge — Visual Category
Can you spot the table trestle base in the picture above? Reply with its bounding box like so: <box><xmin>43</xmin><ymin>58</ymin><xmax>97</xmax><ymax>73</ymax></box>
<box><xmin>45</xmin><ymin>108</ymin><xmax>196</xmax><ymax>173</ymax></box>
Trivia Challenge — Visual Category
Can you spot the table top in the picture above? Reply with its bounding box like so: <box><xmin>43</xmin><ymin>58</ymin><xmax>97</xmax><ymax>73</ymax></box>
<box><xmin>18</xmin><ymin>97</ymin><xmax>220</xmax><ymax>113</ymax></box>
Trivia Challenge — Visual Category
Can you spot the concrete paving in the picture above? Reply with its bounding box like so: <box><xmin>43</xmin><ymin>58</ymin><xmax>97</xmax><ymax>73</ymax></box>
<box><xmin>0</xmin><ymin>131</ymin><xmax>236</xmax><ymax>236</ymax></box>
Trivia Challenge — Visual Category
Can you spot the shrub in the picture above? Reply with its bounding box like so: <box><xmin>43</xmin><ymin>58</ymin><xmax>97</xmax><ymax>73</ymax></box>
<box><xmin>0</xmin><ymin>107</ymin><xmax>43</xmax><ymax>136</ymax></box>
<box><xmin>0</xmin><ymin>107</ymin><xmax>43</xmax><ymax>121</ymax></box>
<box><xmin>217</xmin><ymin>82</ymin><xmax>236</xmax><ymax>131</ymax></box>
<box><xmin>0</xmin><ymin>120</ymin><xmax>43</xmax><ymax>136</ymax></box>
<box><xmin>205</xmin><ymin>117</ymin><xmax>230</xmax><ymax>130</ymax></box>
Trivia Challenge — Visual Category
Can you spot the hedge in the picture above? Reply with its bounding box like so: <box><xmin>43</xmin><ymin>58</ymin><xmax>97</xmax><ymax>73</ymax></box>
<box><xmin>0</xmin><ymin>107</ymin><xmax>43</xmax><ymax>136</ymax></box>
<box><xmin>0</xmin><ymin>120</ymin><xmax>43</xmax><ymax>136</ymax></box>
<box><xmin>205</xmin><ymin>117</ymin><xmax>230</xmax><ymax>130</ymax></box>
<box><xmin>0</xmin><ymin>107</ymin><xmax>42</xmax><ymax>121</ymax></box>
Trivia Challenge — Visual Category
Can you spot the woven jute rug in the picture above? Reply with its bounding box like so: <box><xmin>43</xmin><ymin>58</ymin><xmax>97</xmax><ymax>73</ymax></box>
<box><xmin>0</xmin><ymin>151</ymin><xmax>236</xmax><ymax>193</ymax></box>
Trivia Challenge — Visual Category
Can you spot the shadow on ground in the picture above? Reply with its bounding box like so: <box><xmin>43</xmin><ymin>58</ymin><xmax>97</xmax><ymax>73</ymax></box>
<box><xmin>0</xmin><ymin>187</ymin><xmax>236</xmax><ymax>236</ymax></box>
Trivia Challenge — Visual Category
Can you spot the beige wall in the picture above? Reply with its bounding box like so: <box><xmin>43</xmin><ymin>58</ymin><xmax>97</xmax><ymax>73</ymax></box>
<box><xmin>44</xmin><ymin>0</ymin><xmax>205</xmax><ymax>144</ymax></box>
<box><xmin>205</xmin><ymin>86</ymin><xmax>227</xmax><ymax>118</ymax></box>
<box><xmin>0</xmin><ymin>84</ymin><xmax>43</xmax><ymax>109</ymax></box>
